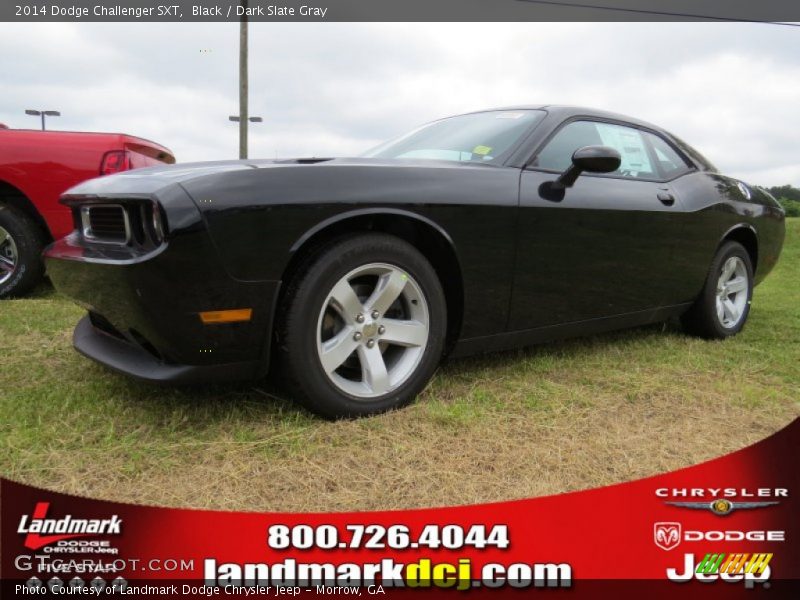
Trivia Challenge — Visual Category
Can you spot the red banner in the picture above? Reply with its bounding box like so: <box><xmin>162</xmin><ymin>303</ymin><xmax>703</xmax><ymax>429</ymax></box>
<box><xmin>3</xmin><ymin>418</ymin><xmax>798</xmax><ymax>598</ymax></box>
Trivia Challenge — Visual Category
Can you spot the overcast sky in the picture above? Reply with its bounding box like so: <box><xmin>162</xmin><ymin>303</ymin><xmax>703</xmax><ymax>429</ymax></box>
<box><xmin>1</xmin><ymin>22</ymin><xmax>798</xmax><ymax>186</ymax></box>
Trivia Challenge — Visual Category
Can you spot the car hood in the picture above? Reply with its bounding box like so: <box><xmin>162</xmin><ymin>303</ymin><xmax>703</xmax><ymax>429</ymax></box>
<box><xmin>61</xmin><ymin>157</ymin><xmax>492</xmax><ymax>198</ymax></box>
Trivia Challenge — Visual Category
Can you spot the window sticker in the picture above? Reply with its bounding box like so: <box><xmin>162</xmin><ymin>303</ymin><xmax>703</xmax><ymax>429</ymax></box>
<box><xmin>472</xmin><ymin>145</ymin><xmax>493</xmax><ymax>156</ymax></box>
<box><xmin>595</xmin><ymin>123</ymin><xmax>653</xmax><ymax>175</ymax></box>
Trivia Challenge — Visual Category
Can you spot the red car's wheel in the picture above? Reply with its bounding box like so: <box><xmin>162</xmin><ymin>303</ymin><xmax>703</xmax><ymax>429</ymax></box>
<box><xmin>0</xmin><ymin>205</ymin><xmax>45</xmax><ymax>298</ymax></box>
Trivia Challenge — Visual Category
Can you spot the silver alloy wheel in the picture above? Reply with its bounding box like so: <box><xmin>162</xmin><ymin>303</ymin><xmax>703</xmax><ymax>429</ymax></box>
<box><xmin>0</xmin><ymin>225</ymin><xmax>18</xmax><ymax>285</ymax></box>
<box><xmin>715</xmin><ymin>256</ymin><xmax>749</xmax><ymax>329</ymax></box>
<box><xmin>316</xmin><ymin>262</ymin><xmax>430</xmax><ymax>399</ymax></box>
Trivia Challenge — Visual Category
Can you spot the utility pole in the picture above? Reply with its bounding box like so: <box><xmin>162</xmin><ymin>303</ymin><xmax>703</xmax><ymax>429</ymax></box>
<box><xmin>239</xmin><ymin>0</ymin><xmax>248</xmax><ymax>159</ymax></box>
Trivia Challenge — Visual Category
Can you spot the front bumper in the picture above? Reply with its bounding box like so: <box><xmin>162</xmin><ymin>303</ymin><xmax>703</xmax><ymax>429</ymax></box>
<box><xmin>73</xmin><ymin>314</ymin><xmax>261</xmax><ymax>384</ymax></box>
<box><xmin>44</xmin><ymin>188</ymin><xmax>281</xmax><ymax>384</ymax></box>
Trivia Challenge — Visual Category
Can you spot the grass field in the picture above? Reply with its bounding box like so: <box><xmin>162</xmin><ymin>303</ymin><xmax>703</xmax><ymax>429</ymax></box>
<box><xmin>1</xmin><ymin>220</ymin><xmax>798</xmax><ymax>511</ymax></box>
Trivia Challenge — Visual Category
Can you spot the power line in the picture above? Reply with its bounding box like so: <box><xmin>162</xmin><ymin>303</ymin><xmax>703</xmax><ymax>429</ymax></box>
<box><xmin>514</xmin><ymin>0</ymin><xmax>800</xmax><ymax>27</ymax></box>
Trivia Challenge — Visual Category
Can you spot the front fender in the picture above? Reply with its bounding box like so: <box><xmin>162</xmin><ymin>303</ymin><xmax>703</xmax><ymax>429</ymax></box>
<box><xmin>289</xmin><ymin>207</ymin><xmax>456</xmax><ymax>254</ymax></box>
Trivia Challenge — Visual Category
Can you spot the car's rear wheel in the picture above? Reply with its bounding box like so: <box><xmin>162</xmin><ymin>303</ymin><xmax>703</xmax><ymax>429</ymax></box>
<box><xmin>681</xmin><ymin>241</ymin><xmax>753</xmax><ymax>339</ymax></box>
<box><xmin>278</xmin><ymin>233</ymin><xmax>446</xmax><ymax>419</ymax></box>
<box><xmin>0</xmin><ymin>205</ymin><xmax>45</xmax><ymax>298</ymax></box>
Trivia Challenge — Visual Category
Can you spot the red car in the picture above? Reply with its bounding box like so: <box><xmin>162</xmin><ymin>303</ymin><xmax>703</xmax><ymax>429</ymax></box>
<box><xmin>0</xmin><ymin>127</ymin><xmax>175</xmax><ymax>297</ymax></box>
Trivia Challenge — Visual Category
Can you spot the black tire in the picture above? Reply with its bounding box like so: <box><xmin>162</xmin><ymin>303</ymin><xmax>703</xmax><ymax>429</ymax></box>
<box><xmin>278</xmin><ymin>233</ymin><xmax>447</xmax><ymax>419</ymax></box>
<box><xmin>0</xmin><ymin>205</ymin><xmax>46</xmax><ymax>299</ymax></box>
<box><xmin>681</xmin><ymin>241</ymin><xmax>754</xmax><ymax>339</ymax></box>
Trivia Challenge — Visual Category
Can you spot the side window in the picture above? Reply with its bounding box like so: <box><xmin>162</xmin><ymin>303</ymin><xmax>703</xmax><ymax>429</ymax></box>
<box><xmin>535</xmin><ymin>121</ymin><xmax>602</xmax><ymax>172</ymax></box>
<box><xmin>643</xmin><ymin>132</ymin><xmax>692</xmax><ymax>179</ymax></box>
<box><xmin>534</xmin><ymin>120</ymin><xmax>658</xmax><ymax>180</ymax></box>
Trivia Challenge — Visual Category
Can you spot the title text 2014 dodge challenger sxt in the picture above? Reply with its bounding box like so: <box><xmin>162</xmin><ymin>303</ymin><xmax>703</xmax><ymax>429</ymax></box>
<box><xmin>44</xmin><ymin>106</ymin><xmax>786</xmax><ymax>418</ymax></box>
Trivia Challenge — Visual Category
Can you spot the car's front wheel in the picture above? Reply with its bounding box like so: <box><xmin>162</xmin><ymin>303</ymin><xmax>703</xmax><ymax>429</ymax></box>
<box><xmin>681</xmin><ymin>240</ymin><xmax>754</xmax><ymax>339</ymax></box>
<box><xmin>0</xmin><ymin>205</ymin><xmax>45</xmax><ymax>299</ymax></box>
<box><xmin>278</xmin><ymin>233</ymin><xmax>447</xmax><ymax>418</ymax></box>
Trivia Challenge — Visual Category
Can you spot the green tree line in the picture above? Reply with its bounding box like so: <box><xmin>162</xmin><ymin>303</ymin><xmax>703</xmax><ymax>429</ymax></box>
<box><xmin>764</xmin><ymin>185</ymin><xmax>800</xmax><ymax>217</ymax></box>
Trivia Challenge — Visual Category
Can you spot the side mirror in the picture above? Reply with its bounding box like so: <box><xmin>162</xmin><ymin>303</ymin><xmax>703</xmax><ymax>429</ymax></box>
<box><xmin>556</xmin><ymin>145</ymin><xmax>621</xmax><ymax>189</ymax></box>
<box><xmin>538</xmin><ymin>145</ymin><xmax>621</xmax><ymax>201</ymax></box>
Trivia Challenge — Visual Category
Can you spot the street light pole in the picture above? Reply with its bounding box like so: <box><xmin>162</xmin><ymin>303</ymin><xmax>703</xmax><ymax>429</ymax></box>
<box><xmin>229</xmin><ymin>115</ymin><xmax>263</xmax><ymax>129</ymax></box>
<box><xmin>25</xmin><ymin>109</ymin><xmax>60</xmax><ymax>131</ymax></box>
<box><xmin>239</xmin><ymin>0</ymin><xmax>249</xmax><ymax>159</ymax></box>
<box><xmin>230</xmin><ymin>2</ymin><xmax>262</xmax><ymax>158</ymax></box>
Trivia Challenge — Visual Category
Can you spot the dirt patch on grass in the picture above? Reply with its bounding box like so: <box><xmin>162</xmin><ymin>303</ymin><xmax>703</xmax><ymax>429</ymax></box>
<box><xmin>135</xmin><ymin>368</ymin><xmax>796</xmax><ymax>511</ymax></box>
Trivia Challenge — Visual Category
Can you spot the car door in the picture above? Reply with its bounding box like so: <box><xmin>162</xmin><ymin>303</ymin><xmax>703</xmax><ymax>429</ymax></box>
<box><xmin>509</xmin><ymin>119</ymin><xmax>688</xmax><ymax>331</ymax></box>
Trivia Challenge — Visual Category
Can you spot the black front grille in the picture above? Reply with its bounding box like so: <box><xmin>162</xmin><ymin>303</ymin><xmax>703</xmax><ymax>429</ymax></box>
<box><xmin>76</xmin><ymin>200</ymin><xmax>165</xmax><ymax>250</ymax></box>
<box><xmin>82</xmin><ymin>205</ymin><xmax>128</xmax><ymax>243</ymax></box>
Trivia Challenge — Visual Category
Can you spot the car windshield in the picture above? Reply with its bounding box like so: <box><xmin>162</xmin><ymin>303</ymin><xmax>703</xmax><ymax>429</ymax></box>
<box><xmin>363</xmin><ymin>109</ymin><xmax>545</xmax><ymax>164</ymax></box>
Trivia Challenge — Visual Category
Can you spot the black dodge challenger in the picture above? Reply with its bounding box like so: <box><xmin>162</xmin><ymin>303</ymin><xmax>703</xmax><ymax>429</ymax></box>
<box><xmin>44</xmin><ymin>106</ymin><xmax>786</xmax><ymax>418</ymax></box>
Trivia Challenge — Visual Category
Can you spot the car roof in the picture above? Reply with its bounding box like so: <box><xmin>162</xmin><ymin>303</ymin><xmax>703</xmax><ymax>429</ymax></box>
<box><xmin>465</xmin><ymin>105</ymin><xmax>668</xmax><ymax>134</ymax></box>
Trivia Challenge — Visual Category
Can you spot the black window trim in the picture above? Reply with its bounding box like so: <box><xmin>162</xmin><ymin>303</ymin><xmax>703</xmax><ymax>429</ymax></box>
<box><xmin>523</xmin><ymin>115</ymin><xmax>698</xmax><ymax>184</ymax></box>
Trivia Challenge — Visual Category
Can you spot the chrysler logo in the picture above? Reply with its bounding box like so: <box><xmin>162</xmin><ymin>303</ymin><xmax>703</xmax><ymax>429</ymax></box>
<box><xmin>665</xmin><ymin>499</ymin><xmax>779</xmax><ymax>516</ymax></box>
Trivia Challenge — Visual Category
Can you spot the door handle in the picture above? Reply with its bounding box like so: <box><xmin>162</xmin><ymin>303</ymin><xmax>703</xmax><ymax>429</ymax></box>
<box><xmin>657</xmin><ymin>192</ymin><xmax>675</xmax><ymax>206</ymax></box>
